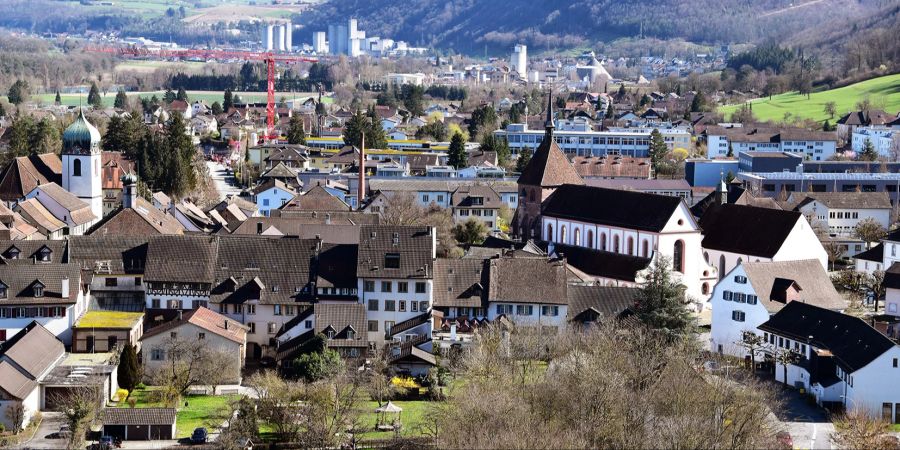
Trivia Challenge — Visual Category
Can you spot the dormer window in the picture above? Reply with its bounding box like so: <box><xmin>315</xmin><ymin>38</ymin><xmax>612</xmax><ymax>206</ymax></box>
<box><xmin>384</xmin><ymin>253</ymin><xmax>400</xmax><ymax>269</ymax></box>
<box><xmin>39</xmin><ymin>247</ymin><xmax>51</xmax><ymax>262</ymax></box>
<box><xmin>0</xmin><ymin>282</ymin><xmax>7</xmax><ymax>299</ymax></box>
<box><xmin>324</xmin><ymin>326</ymin><xmax>335</xmax><ymax>339</ymax></box>
<box><xmin>7</xmin><ymin>247</ymin><xmax>19</xmax><ymax>260</ymax></box>
<box><xmin>33</xmin><ymin>282</ymin><xmax>44</xmax><ymax>298</ymax></box>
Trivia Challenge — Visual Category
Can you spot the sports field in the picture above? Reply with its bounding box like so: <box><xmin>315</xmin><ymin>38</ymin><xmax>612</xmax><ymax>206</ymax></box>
<box><xmin>719</xmin><ymin>73</ymin><xmax>900</xmax><ymax>124</ymax></box>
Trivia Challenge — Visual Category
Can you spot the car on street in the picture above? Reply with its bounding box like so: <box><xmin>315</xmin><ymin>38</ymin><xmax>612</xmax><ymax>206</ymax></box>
<box><xmin>191</xmin><ymin>427</ymin><xmax>209</xmax><ymax>444</ymax></box>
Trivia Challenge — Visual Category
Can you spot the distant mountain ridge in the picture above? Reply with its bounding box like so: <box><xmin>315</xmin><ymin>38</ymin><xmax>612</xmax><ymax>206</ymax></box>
<box><xmin>298</xmin><ymin>0</ymin><xmax>892</xmax><ymax>54</ymax></box>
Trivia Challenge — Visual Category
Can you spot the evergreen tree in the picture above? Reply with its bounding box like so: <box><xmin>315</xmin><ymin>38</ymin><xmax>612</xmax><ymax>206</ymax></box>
<box><xmin>7</xmin><ymin>80</ymin><xmax>30</xmax><ymax>105</ymax></box>
<box><xmin>822</xmin><ymin>120</ymin><xmax>832</xmax><ymax>132</ymax></box>
<box><xmin>633</xmin><ymin>255</ymin><xmax>694</xmax><ymax>340</ymax></box>
<box><xmin>114</xmin><ymin>89</ymin><xmax>128</xmax><ymax>109</ymax></box>
<box><xmin>616</xmin><ymin>83</ymin><xmax>627</xmax><ymax>99</ymax></box>
<box><xmin>223</xmin><ymin>89</ymin><xmax>234</xmax><ymax>111</ymax></box>
<box><xmin>117</xmin><ymin>344</ymin><xmax>140</xmax><ymax>391</ymax></box>
<box><xmin>163</xmin><ymin>88</ymin><xmax>176</xmax><ymax>104</ymax></box>
<box><xmin>8</xmin><ymin>114</ymin><xmax>36</xmax><ymax>157</ymax></box>
<box><xmin>468</xmin><ymin>104</ymin><xmax>498</xmax><ymax>140</ymax></box>
<box><xmin>726</xmin><ymin>142</ymin><xmax>734</xmax><ymax>157</ymax></box>
<box><xmin>648</xmin><ymin>129</ymin><xmax>668</xmax><ymax>175</ymax></box>
<box><xmin>166</xmin><ymin>112</ymin><xmax>196</xmax><ymax>196</ymax></box>
<box><xmin>54</xmin><ymin>91</ymin><xmax>61</xmax><ymax>105</ymax></box>
<box><xmin>515</xmin><ymin>147</ymin><xmax>532</xmax><ymax>172</ymax></box>
<box><xmin>860</xmin><ymin>138</ymin><xmax>878</xmax><ymax>161</ymax></box>
<box><xmin>103</xmin><ymin>112</ymin><xmax>146</xmax><ymax>157</ymax></box>
<box><xmin>480</xmin><ymin>133</ymin><xmax>511</xmax><ymax>166</ymax></box>
<box><xmin>211</xmin><ymin>101</ymin><xmax>223</xmax><ymax>115</ymax></box>
<box><xmin>88</xmin><ymin>82</ymin><xmax>102</xmax><ymax>108</ymax></box>
<box><xmin>286</xmin><ymin>115</ymin><xmax>307</xmax><ymax>145</ymax></box>
<box><xmin>31</xmin><ymin>117</ymin><xmax>61</xmax><ymax>154</ymax></box>
<box><xmin>176</xmin><ymin>87</ymin><xmax>188</xmax><ymax>102</ymax></box>
<box><xmin>447</xmin><ymin>132</ymin><xmax>467</xmax><ymax>169</ymax></box>
<box><xmin>606</xmin><ymin>102</ymin><xmax>614</xmax><ymax>119</ymax></box>
<box><xmin>343</xmin><ymin>109</ymin><xmax>386</xmax><ymax>149</ymax></box>
<box><xmin>690</xmin><ymin>91</ymin><xmax>705</xmax><ymax>112</ymax></box>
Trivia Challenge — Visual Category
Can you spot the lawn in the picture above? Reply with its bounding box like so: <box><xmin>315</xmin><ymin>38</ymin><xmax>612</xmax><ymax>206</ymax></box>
<box><xmin>356</xmin><ymin>400</ymin><xmax>434</xmax><ymax>440</ymax></box>
<box><xmin>120</xmin><ymin>387</ymin><xmax>237</xmax><ymax>439</ymax></box>
<box><xmin>31</xmin><ymin>90</ymin><xmax>329</xmax><ymax>108</ymax></box>
<box><xmin>719</xmin><ymin>73</ymin><xmax>900</xmax><ymax>124</ymax></box>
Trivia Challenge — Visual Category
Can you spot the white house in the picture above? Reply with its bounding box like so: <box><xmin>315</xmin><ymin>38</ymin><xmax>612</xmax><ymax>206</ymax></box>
<box><xmin>705</xmin><ymin>126</ymin><xmax>837</xmax><ymax>160</ymax></box>
<box><xmin>759</xmin><ymin>301</ymin><xmax>900</xmax><ymax>420</ymax></box>
<box><xmin>0</xmin><ymin>322</ymin><xmax>65</xmax><ymax>431</ymax></box>
<box><xmin>788</xmin><ymin>192</ymin><xmax>892</xmax><ymax>237</ymax></box>
<box><xmin>251</xmin><ymin>179</ymin><xmax>297</xmax><ymax>217</ymax></box>
<box><xmin>709</xmin><ymin>260</ymin><xmax>846</xmax><ymax>357</ymax></box>
<box><xmin>881</xmin><ymin>263</ymin><xmax>900</xmax><ymax>316</ymax></box>
<box><xmin>357</xmin><ymin>225</ymin><xmax>436</xmax><ymax>347</ymax></box>
<box><xmin>484</xmin><ymin>255</ymin><xmax>569</xmax><ymax>331</ymax></box>
<box><xmin>852</xmin><ymin>127</ymin><xmax>899</xmax><ymax>157</ymax></box>
<box><xmin>540</xmin><ymin>184</ymin><xmax>718</xmax><ymax>301</ymax></box>
<box><xmin>24</xmin><ymin>183</ymin><xmax>98</xmax><ymax>236</ymax></box>
<box><xmin>700</xmin><ymin>203</ymin><xmax>828</xmax><ymax>277</ymax></box>
<box><xmin>0</xmin><ymin>263</ymin><xmax>87</xmax><ymax>345</ymax></box>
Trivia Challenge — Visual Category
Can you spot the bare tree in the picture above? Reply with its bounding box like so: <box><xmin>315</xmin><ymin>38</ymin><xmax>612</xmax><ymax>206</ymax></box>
<box><xmin>832</xmin><ymin>408</ymin><xmax>897</xmax><ymax>449</ymax></box>
<box><xmin>4</xmin><ymin>403</ymin><xmax>24</xmax><ymax>434</ymax></box>
<box><xmin>854</xmin><ymin>217</ymin><xmax>887</xmax><ymax>249</ymax></box>
<box><xmin>145</xmin><ymin>335</ymin><xmax>234</xmax><ymax>403</ymax></box>
<box><xmin>771</xmin><ymin>346</ymin><xmax>802</xmax><ymax>388</ymax></box>
<box><xmin>50</xmin><ymin>386</ymin><xmax>103</xmax><ymax>450</ymax></box>
<box><xmin>737</xmin><ymin>330</ymin><xmax>765</xmax><ymax>371</ymax></box>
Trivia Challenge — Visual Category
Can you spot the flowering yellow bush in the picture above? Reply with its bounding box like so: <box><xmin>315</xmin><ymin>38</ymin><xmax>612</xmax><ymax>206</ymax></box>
<box><xmin>114</xmin><ymin>388</ymin><xmax>129</xmax><ymax>402</ymax></box>
<box><xmin>391</xmin><ymin>377</ymin><xmax>421</xmax><ymax>389</ymax></box>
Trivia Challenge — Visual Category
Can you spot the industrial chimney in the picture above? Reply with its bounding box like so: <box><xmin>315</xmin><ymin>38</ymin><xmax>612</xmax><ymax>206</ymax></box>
<box><xmin>357</xmin><ymin>131</ymin><xmax>366</xmax><ymax>209</ymax></box>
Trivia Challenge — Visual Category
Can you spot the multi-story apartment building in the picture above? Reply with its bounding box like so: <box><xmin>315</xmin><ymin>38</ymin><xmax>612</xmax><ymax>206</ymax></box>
<box><xmin>706</xmin><ymin>126</ymin><xmax>837</xmax><ymax>160</ymax></box>
<box><xmin>494</xmin><ymin>121</ymin><xmax>689</xmax><ymax>158</ymax></box>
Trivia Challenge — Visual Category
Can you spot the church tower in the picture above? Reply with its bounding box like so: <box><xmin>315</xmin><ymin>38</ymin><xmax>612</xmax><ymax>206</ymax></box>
<box><xmin>62</xmin><ymin>109</ymin><xmax>103</xmax><ymax>219</ymax></box>
<box><xmin>513</xmin><ymin>92</ymin><xmax>584</xmax><ymax>240</ymax></box>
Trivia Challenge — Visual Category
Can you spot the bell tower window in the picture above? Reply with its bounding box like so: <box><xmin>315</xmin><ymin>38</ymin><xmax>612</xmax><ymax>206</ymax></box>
<box><xmin>73</xmin><ymin>159</ymin><xmax>82</xmax><ymax>177</ymax></box>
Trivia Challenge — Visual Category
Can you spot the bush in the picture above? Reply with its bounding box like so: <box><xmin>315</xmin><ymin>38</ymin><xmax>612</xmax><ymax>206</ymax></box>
<box><xmin>114</xmin><ymin>389</ymin><xmax>129</xmax><ymax>402</ymax></box>
<box><xmin>135</xmin><ymin>383</ymin><xmax>146</xmax><ymax>390</ymax></box>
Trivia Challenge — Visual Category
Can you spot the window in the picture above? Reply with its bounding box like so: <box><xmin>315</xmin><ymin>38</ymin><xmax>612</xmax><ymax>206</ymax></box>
<box><xmin>516</xmin><ymin>305</ymin><xmax>533</xmax><ymax>315</ymax></box>
<box><xmin>381</xmin><ymin>281</ymin><xmax>392</xmax><ymax>292</ymax></box>
<box><xmin>894</xmin><ymin>358</ymin><xmax>898</xmax><ymax>368</ymax></box>
<box><xmin>613</xmin><ymin>235</ymin><xmax>620</xmax><ymax>253</ymax></box>
<box><xmin>541</xmin><ymin>305</ymin><xmax>560</xmax><ymax>316</ymax></box>
<box><xmin>384</xmin><ymin>253</ymin><xmax>401</xmax><ymax>269</ymax></box>
<box><xmin>248</xmin><ymin>322</ymin><xmax>256</xmax><ymax>334</ymax></box>
<box><xmin>411</xmin><ymin>301</ymin><xmax>418</xmax><ymax>312</ymax></box>
<box><xmin>732</xmin><ymin>311</ymin><xmax>746</xmax><ymax>322</ymax></box>
<box><xmin>0</xmin><ymin>285</ymin><xmax>6</xmax><ymax>299</ymax></box>
<box><xmin>734</xmin><ymin>276</ymin><xmax>747</xmax><ymax>284</ymax></box>
<box><xmin>285</xmin><ymin>305</ymin><xmax>294</xmax><ymax>315</ymax></box>
<box><xmin>398</xmin><ymin>282</ymin><xmax>408</xmax><ymax>293</ymax></box>
<box><xmin>385</xmin><ymin>300</ymin><xmax>396</xmax><ymax>311</ymax></box>
<box><xmin>734</xmin><ymin>293</ymin><xmax>746</xmax><ymax>303</ymax></box>
<box><xmin>152</xmin><ymin>299</ymin><xmax>160</xmax><ymax>309</ymax></box>
<box><xmin>232</xmin><ymin>304</ymin><xmax>242</xmax><ymax>314</ymax></box>
<box><xmin>364</xmin><ymin>281</ymin><xmax>375</xmax><ymax>292</ymax></box>
<box><xmin>368</xmin><ymin>299</ymin><xmax>379</xmax><ymax>311</ymax></box>
<box><xmin>268</xmin><ymin>322</ymin><xmax>277</xmax><ymax>334</ymax></box>
<box><xmin>135</xmin><ymin>277</ymin><xmax>141</xmax><ymax>286</ymax></box>
<box><xmin>274</xmin><ymin>305</ymin><xmax>282</xmax><ymax>315</ymax></box>
<box><xmin>368</xmin><ymin>321</ymin><xmax>379</xmax><ymax>332</ymax></box>
<box><xmin>198</xmin><ymin>332</ymin><xmax>206</xmax><ymax>340</ymax></box>
<box><xmin>627</xmin><ymin>236</ymin><xmax>634</xmax><ymax>255</ymax></box>
<box><xmin>151</xmin><ymin>348</ymin><xmax>165</xmax><ymax>361</ymax></box>
<box><xmin>33</xmin><ymin>284</ymin><xmax>43</xmax><ymax>298</ymax></box>
<box><xmin>247</xmin><ymin>304</ymin><xmax>256</xmax><ymax>315</ymax></box>
<box><xmin>600</xmin><ymin>233</ymin><xmax>607</xmax><ymax>251</ymax></box>
<box><xmin>385</xmin><ymin>321</ymin><xmax>394</xmax><ymax>334</ymax></box>
<box><xmin>587</xmin><ymin>230</ymin><xmax>594</xmax><ymax>248</ymax></box>
<box><xmin>673</xmin><ymin>240</ymin><xmax>685</xmax><ymax>273</ymax></box>
<box><xmin>73</xmin><ymin>159</ymin><xmax>82</xmax><ymax>176</ymax></box>
<box><xmin>642</xmin><ymin>240</ymin><xmax>649</xmax><ymax>257</ymax></box>
<box><xmin>398</xmin><ymin>301</ymin><xmax>406</xmax><ymax>312</ymax></box>
<box><xmin>415</xmin><ymin>282</ymin><xmax>426</xmax><ymax>293</ymax></box>
<box><xmin>305</xmin><ymin>320</ymin><xmax>312</xmax><ymax>329</ymax></box>
<box><xmin>723</xmin><ymin>291</ymin><xmax>733</xmax><ymax>301</ymax></box>
<box><xmin>420</xmin><ymin>301</ymin><xmax>429</xmax><ymax>312</ymax></box>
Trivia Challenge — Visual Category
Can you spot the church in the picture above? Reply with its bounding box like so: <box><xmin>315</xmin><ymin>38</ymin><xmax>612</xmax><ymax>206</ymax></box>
<box><xmin>514</xmin><ymin>95</ymin><xmax>717</xmax><ymax>302</ymax></box>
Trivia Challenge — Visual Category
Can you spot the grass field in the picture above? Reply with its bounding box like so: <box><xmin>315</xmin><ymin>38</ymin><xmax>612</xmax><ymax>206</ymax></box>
<box><xmin>719</xmin><ymin>73</ymin><xmax>900</xmax><ymax>124</ymax></box>
<box><xmin>120</xmin><ymin>388</ymin><xmax>237</xmax><ymax>439</ymax></box>
<box><xmin>114</xmin><ymin>60</ymin><xmax>209</xmax><ymax>74</ymax></box>
<box><xmin>30</xmin><ymin>90</ymin><xmax>298</xmax><ymax>107</ymax></box>
<box><xmin>357</xmin><ymin>400</ymin><xmax>433</xmax><ymax>440</ymax></box>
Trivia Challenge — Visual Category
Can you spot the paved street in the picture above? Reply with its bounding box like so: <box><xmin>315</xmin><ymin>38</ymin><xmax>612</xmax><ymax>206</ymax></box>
<box><xmin>20</xmin><ymin>411</ymin><xmax>65</xmax><ymax>450</ymax></box>
<box><xmin>773</xmin><ymin>385</ymin><xmax>835</xmax><ymax>449</ymax></box>
<box><xmin>206</xmin><ymin>160</ymin><xmax>241</xmax><ymax>201</ymax></box>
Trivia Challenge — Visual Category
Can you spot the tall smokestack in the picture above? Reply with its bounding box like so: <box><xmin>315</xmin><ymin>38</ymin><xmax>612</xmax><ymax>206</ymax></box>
<box><xmin>358</xmin><ymin>131</ymin><xmax>365</xmax><ymax>209</ymax></box>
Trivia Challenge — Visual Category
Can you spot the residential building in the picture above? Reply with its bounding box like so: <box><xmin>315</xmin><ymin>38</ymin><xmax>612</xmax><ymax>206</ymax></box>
<box><xmin>24</xmin><ymin>183</ymin><xmax>98</xmax><ymax>236</ymax></box>
<box><xmin>709</xmin><ymin>260</ymin><xmax>846</xmax><ymax>357</ymax></box>
<box><xmin>71</xmin><ymin>311</ymin><xmax>143</xmax><ymax>353</ymax></box>
<box><xmin>705</xmin><ymin>126</ymin><xmax>837</xmax><ymax>160</ymax></box>
<box><xmin>759</xmin><ymin>301</ymin><xmax>900</xmax><ymax>419</ymax></box>
<box><xmin>0</xmin><ymin>261</ymin><xmax>87</xmax><ymax>344</ymax></box>
<box><xmin>451</xmin><ymin>185</ymin><xmax>503</xmax><ymax>231</ymax></box>
<box><xmin>0</xmin><ymin>322</ymin><xmax>65</xmax><ymax>430</ymax></box>
<box><xmin>699</xmin><ymin>203</ymin><xmax>828</xmax><ymax>277</ymax></box>
<box><xmin>585</xmin><ymin>178</ymin><xmax>693</xmax><ymax>201</ymax></box>
<box><xmin>852</xmin><ymin>127</ymin><xmax>900</xmax><ymax>157</ymax></box>
<box><xmin>572</xmin><ymin>155</ymin><xmax>652</xmax><ymax>179</ymax></box>
<box><xmin>785</xmin><ymin>192</ymin><xmax>892</xmax><ymax>237</ymax></box>
<box><xmin>141</xmin><ymin>307</ymin><xmax>247</xmax><ymax>385</ymax></box>
<box><xmin>684</xmin><ymin>159</ymin><xmax>740</xmax><ymax>187</ymax></box>
<box><xmin>251</xmin><ymin>179</ymin><xmax>297</xmax><ymax>216</ymax></box>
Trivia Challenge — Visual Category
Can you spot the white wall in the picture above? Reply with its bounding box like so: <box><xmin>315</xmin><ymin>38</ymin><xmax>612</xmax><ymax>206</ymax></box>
<box><xmin>844</xmin><ymin>346</ymin><xmax>900</xmax><ymax>419</ymax></box>
<box><xmin>0</xmin><ymin>387</ymin><xmax>39</xmax><ymax>431</ymax></box>
<box><xmin>709</xmin><ymin>265</ymin><xmax>770</xmax><ymax>356</ymax></box>
<box><xmin>772</xmin><ymin>217</ymin><xmax>828</xmax><ymax>270</ymax></box>
<box><xmin>256</xmin><ymin>187</ymin><xmax>294</xmax><ymax>216</ymax></box>
<box><xmin>486</xmin><ymin>302</ymin><xmax>567</xmax><ymax>331</ymax></box>
<box><xmin>359</xmin><ymin>278</ymin><xmax>433</xmax><ymax>346</ymax></box>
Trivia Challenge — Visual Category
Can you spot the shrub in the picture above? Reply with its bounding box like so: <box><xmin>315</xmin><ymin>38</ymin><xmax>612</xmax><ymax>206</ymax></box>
<box><xmin>135</xmin><ymin>383</ymin><xmax>146</xmax><ymax>390</ymax></box>
<box><xmin>114</xmin><ymin>389</ymin><xmax>129</xmax><ymax>402</ymax></box>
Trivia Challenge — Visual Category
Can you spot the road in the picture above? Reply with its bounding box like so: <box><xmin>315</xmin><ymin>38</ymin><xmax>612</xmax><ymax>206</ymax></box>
<box><xmin>774</xmin><ymin>385</ymin><xmax>834</xmax><ymax>449</ymax></box>
<box><xmin>206</xmin><ymin>160</ymin><xmax>241</xmax><ymax>201</ymax></box>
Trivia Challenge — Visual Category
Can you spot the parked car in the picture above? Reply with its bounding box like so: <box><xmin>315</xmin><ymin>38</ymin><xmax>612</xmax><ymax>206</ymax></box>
<box><xmin>191</xmin><ymin>427</ymin><xmax>208</xmax><ymax>444</ymax></box>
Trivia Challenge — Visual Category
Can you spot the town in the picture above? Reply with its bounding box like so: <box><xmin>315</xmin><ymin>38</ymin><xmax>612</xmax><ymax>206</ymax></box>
<box><xmin>0</xmin><ymin>0</ymin><xmax>897</xmax><ymax>449</ymax></box>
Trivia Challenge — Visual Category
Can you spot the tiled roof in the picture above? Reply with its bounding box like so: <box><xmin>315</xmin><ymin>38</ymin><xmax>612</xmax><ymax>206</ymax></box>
<box><xmin>250</xmin><ymin>178</ymin><xmax>296</xmax><ymax>196</ymax></box>
<box><xmin>432</xmin><ymin>258</ymin><xmax>486</xmax><ymax>308</ymax></box>
<box><xmin>0</xmin><ymin>360</ymin><xmax>37</xmax><ymax>399</ymax></box>
<box><xmin>542</xmin><ymin>184</ymin><xmax>682</xmax><ymax>233</ymax></box>
<box><xmin>517</xmin><ymin>131</ymin><xmax>584</xmax><ymax>187</ymax></box>
<box><xmin>451</xmin><ymin>185</ymin><xmax>503</xmax><ymax>209</ymax></box>
<box><xmin>786</xmin><ymin>192</ymin><xmax>892</xmax><ymax>211</ymax></box>
<box><xmin>0</xmin><ymin>239</ymin><xmax>68</xmax><ymax>264</ymax></box>
<box><xmin>101</xmin><ymin>408</ymin><xmax>176</xmax><ymax>426</ymax></box>
<box><xmin>487</xmin><ymin>256</ymin><xmax>568</xmax><ymax>305</ymax></box>
<box><xmin>357</xmin><ymin>225</ymin><xmax>435</xmax><ymax>279</ymax></box>
<box><xmin>268</xmin><ymin>210</ymin><xmax>380</xmax><ymax>225</ymax></box>
<box><xmin>141</xmin><ymin>306</ymin><xmax>246</xmax><ymax>344</ymax></box>
<box><xmin>89</xmin><ymin>197</ymin><xmax>184</xmax><ymax>236</ymax></box>
<box><xmin>15</xmin><ymin>198</ymin><xmax>66</xmax><ymax>232</ymax></box>
<box><xmin>261</xmin><ymin>162</ymin><xmax>298</xmax><ymax>179</ymax></box>
<box><xmin>144</xmin><ymin>235</ymin><xmax>218</xmax><ymax>283</ymax></box>
<box><xmin>33</xmin><ymin>183</ymin><xmax>96</xmax><ymax>225</ymax></box>
<box><xmin>0</xmin><ymin>153</ymin><xmax>62</xmax><ymax>202</ymax></box>
<box><xmin>389</xmin><ymin>312</ymin><xmax>432</xmax><ymax>336</ymax></box>
<box><xmin>566</xmin><ymin>285</ymin><xmax>636</xmax><ymax>321</ymax></box>
<box><xmin>585</xmin><ymin>178</ymin><xmax>691</xmax><ymax>191</ymax></box>
<box><xmin>68</xmin><ymin>236</ymin><xmax>147</xmax><ymax>274</ymax></box>
<box><xmin>759</xmin><ymin>301</ymin><xmax>894</xmax><ymax>373</ymax></box>
<box><xmin>0</xmin><ymin>321</ymin><xmax>64</xmax><ymax>379</ymax></box>
<box><xmin>699</xmin><ymin>204</ymin><xmax>800</xmax><ymax>258</ymax></box>
<box><xmin>742</xmin><ymin>260</ymin><xmax>847</xmax><ymax>313</ymax></box>
<box><xmin>0</xmin><ymin>263</ymin><xmax>82</xmax><ymax>305</ymax></box>
<box><xmin>210</xmin><ymin>237</ymin><xmax>319</xmax><ymax>305</ymax></box>
<box><xmin>544</xmin><ymin>242</ymin><xmax>651</xmax><ymax>283</ymax></box>
<box><xmin>228</xmin><ymin>219</ymin><xmax>362</xmax><ymax>243</ymax></box>
<box><xmin>315</xmin><ymin>303</ymin><xmax>366</xmax><ymax>337</ymax></box>
<box><xmin>572</xmin><ymin>156</ymin><xmax>651</xmax><ymax>178</ymax></box>
<box><xmin>281</xmin><ymin>185</ymin><xmax>350</xmax><ymax>211</ymax></box>
<box><xmin>855</xmin><ymin>243</ymin><xmax>884</xmax><ymax>263</ymax></box>
<box><xmin>389</xmin><ymin>344</ymin><xmax>436</xmax><ymax>366</ymax></box>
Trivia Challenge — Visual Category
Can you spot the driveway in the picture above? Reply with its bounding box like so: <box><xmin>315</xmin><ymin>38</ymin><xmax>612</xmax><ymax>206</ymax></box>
<box><xmin>773</xmin><ymin>385</ymin><xmax>834</xmax><ymax>449</ymax></box>
<box><xmin>206</xmin><ymin>160</ymin><xmax>241</xmax><ymax>201</ymax></box>
<box><xmin>19</xmin><ymin>411</ymin><xmax>65</xmax><ymax>449</ymax></box>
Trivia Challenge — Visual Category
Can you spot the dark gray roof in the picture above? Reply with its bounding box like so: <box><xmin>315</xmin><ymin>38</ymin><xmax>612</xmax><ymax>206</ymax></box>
<box><xmin>101</xmin><ymin>408</ymin><xmax>176</xmax><ymax>426</ymax></box>
<box><xmin>211</xmin><ymin>237</ymin><xmax>317</xmax><ymax>305</ymax></box>
<box><xmin>545</xmin><ymin>242</ymin><xmax>651</xmax><ymax>283</ymax></box>
<box><xmin>144</xmin><ymin>235</ymin><xmax>219</xmax><ymax>283</ymax></box>
<box><xmin>433</xmin><ymin>258</ymin><xmax>486</xmax><ymax>308</ymax></box>
<box><xmin>0</xmin><ymin>263</ymin><xmax>82</xmax><ymax>305</ymax></box>
<box><xmin>487</xmin><ymin>256</ymin><xmax>568</xmax><ymax>305</ymax></box>
<box><xmin>699</xmin><ymin>204</ymin><xmax>801</xmax><ymax>258</ymax></box>
<box><xmin>0</xmin><ymin>240</ymin><xmax>68</xmax><ymax>264</ymax></box>
<box><xmin>566</xmin><ymin>285</ymin><xmax>637</xmax><ymax>321</ymax></box>
<box><xmin>542</xmin><ymin>184</ymin><xmax>683</xmax><ymax>232</ymax></box>
<box><xmin>759</xmin><ymin>301</ymin><xmax>895</xmax><ymax>373</ymax></box>
<box><xmin>357</xmin><ymin>225</ymin><xmax>435</xmax><ymax>279</ymax></box>
<box><xmin>67</xmin><ymin>236</ymin><xmax>148</xmax><ymax>274</ymax></box>
<box><xmin>228</xmin><ymin>219</ymin><xmax>362</xmax><ymax>244</ymax></box>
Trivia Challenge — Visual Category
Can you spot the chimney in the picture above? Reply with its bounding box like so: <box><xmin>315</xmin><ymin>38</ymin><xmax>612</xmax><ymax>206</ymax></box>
<box><xmin>450</xmin><ymin>323</ymin><xmax>457</xmax><ymax>341</ymax></box>
<box><xmin>177</xmin><ymin>310</ymin><xmax>183</xmax><ymax>321</ymax></box>
<box><xmin>122</xmin><ymin>173</ymin><xmax>138</xmax><ymax>209</ymax></box>
<box><xmin>61</xmin><ymin>277</ymin><xmax>69</xmax><ymax>299</ymax></box>
<box><xmin>357</xmin><ymin>131</ymin><xmax>366</xmax><ymax>210</ymax></box>
<box><xmin>256</xmin><ymin>222</ymin><xmax>263</xmax><ymax>235</ymax></box>
<box><xmin>224</xmin><ymin>320</ymin><xmax>229</xmax><ymax>330</ymax></box>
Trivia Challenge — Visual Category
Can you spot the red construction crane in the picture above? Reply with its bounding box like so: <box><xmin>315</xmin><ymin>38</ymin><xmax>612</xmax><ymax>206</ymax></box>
<box><xmin>84</xmin><ymin>45</ymin><xmax>318</xmax><ymax>141</ymax></box>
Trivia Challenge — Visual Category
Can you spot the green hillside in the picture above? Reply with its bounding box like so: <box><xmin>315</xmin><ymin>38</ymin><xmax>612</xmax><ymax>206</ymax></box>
<box><xmin>719</xmin><ymin>74</ymin><xmax>900</xmax><ymax>124</ymax></box>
